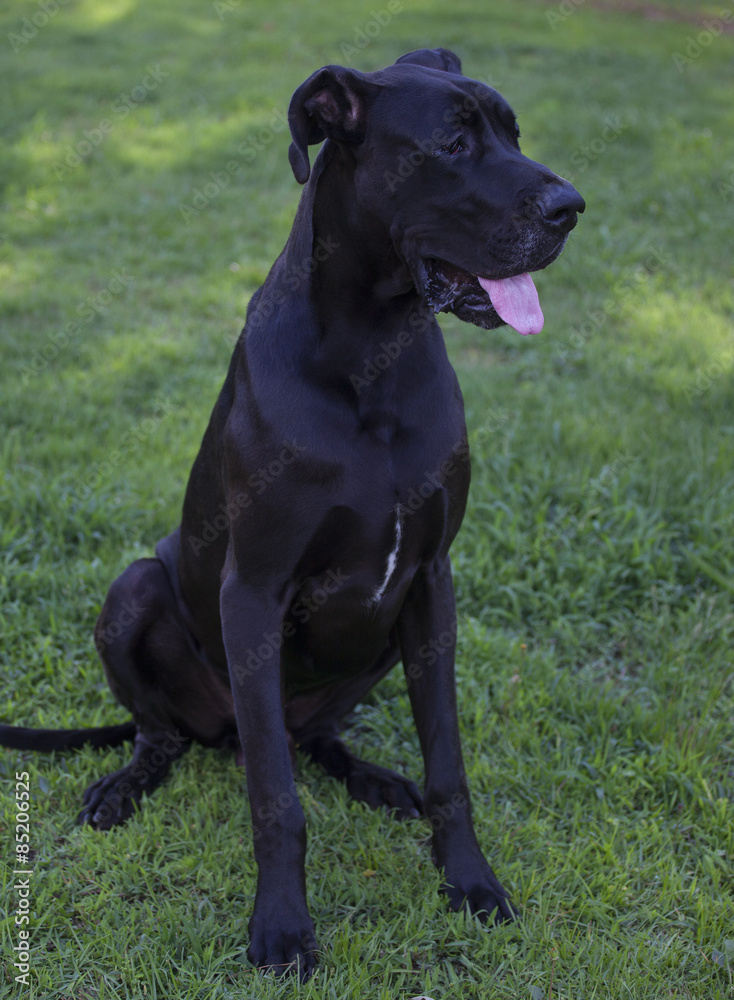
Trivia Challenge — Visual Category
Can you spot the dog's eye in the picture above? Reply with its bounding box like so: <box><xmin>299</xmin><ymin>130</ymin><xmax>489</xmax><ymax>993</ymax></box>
<box><xmin>439</xmin><ymin>136</ymin><xmax>464</xmax><ymax>156</ymax></box>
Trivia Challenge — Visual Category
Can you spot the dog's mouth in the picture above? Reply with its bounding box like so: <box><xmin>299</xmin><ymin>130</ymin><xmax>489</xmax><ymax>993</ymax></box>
<box><xmin>423</xmin><ymin>258</ymin><xmax>545</xmax><ymax>336</ymax></box>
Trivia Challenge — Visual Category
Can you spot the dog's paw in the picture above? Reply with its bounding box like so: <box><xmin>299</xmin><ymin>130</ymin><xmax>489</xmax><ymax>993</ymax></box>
<box><xmin>442</xmin><ymin>864</ymin><xmax>518</xmax><ymax>925</ymax></box>
<box><xmin>346</xmin><ymin>760</ymin><xmax>424</xmax><ymax>819</ymax></box>
<box><xmin>247</xmin><ymin>911</ymin><xmax>318</xmax><ymax>981</ymax></box>
<box><xmin>78</xmin><ymin>768</ymin><xmax>142</xmax><ymax>830</ymax></box>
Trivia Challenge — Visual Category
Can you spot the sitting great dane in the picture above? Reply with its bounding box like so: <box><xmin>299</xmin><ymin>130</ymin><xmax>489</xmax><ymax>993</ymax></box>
<box><xmin>1</xmin><ymin>48</ymin><xmax>583</xmax><ymax>977</ymax></box>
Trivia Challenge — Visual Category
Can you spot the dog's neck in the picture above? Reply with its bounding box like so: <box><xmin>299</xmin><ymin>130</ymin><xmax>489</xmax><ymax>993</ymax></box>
<box><xmin>285</xmin><ymin>144</ymin><xmax>427</xmax><ymax>352</ymax></box>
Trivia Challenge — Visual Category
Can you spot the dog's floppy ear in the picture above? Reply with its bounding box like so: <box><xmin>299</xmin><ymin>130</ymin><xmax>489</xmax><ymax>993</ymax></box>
<box><xmin>288</xmin><ymin>66</ymin><xmax>377</xmax><ymax>184</ymax></box>
<box><xmin>395</xmin><ymin>47</ymin><xmax>462</xmax><ymax>75</ymax></box>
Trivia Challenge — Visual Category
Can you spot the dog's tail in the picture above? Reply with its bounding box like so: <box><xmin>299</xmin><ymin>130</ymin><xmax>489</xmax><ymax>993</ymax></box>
<box><xmin>0</xmin><ymin>721</ymin><xmax>136</xmax><ymax>752</ymax></box>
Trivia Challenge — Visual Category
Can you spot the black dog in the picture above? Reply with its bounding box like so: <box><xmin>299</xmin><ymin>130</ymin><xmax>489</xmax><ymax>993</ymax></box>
<box><xmin>1</xmin><ymin>48</ymin><xmax>583</xmax><ymax>977</ymax></box>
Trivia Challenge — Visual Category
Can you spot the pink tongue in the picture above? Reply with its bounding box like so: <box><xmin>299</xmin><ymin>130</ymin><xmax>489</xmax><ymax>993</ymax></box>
<box><xmin>477</xmin><ymin>273</ymin><xmax>544</xmax><ymax>336</ymax></box>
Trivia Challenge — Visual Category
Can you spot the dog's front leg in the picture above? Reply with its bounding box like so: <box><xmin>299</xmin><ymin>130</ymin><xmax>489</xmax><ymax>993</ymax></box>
<box><xmin>220</xmin><ymin>569</ymin><xmax>317</xmax><ymax>979</ymax></box>
<box><xmin>397</xmin><ymin>558</ymin><xmax>517</xmax><ymax>923</ymax></box>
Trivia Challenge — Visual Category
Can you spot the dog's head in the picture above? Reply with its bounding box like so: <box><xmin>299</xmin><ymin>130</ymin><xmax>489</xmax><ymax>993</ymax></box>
<box><xmin>288</xmin><ymin>48</ymin><xmax>584</xmax><ymax>335</ymax></box>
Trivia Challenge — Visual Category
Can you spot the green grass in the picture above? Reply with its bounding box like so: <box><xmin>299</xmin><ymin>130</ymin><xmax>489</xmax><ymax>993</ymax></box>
<box><xmin>1</xmin><ymin>0</ymin><xmax>733</xmax><ymax>997</ymax></box>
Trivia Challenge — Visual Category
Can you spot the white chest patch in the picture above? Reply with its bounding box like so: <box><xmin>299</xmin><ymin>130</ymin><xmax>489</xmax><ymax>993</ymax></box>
<box><xmin>370</xmin><ymin>505</ymin><xmax>403</xmax><ymax>606</ymax></box>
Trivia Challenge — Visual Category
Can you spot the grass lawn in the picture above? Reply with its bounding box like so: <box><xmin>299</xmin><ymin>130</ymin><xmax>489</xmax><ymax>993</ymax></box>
<box><xmin>1</xmin><ymin>0</ymin><xmax>733</xmax><ymax>997</ymax></box>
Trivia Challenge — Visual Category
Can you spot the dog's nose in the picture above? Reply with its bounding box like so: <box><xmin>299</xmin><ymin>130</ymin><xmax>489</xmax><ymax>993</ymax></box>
<box><xmin>537</xmin><ymin>182</ymin><xmax>586</xmax><ymax>234</ymax></box>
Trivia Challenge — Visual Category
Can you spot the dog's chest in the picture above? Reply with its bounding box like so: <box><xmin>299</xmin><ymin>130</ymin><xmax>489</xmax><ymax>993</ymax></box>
<box><xmin>369</xmin><ymin>504</ymin><xmax>403</xmax><ymax>606</ymax></box>
<box><xmin>281</xmin><ymin>512</ymin><xmax>410</xmax><ymax>684</ymax></box>
<box><xmin>287</xmin><ymin>484</ymin><xmax>448</xmax><ymax>641</ymax></box>
<box><xmin>278</xmin><ymin>415</ymin><xmax>469</xmax><ymax>680</ymax></box>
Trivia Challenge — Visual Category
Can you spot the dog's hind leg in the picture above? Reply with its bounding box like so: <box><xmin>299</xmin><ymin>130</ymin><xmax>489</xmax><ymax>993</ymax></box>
<box><xmin>287</xmin><ymin>641</ymin><xmax>423</xmax><ymax>819</ymax></box>
<box><xmin>79</xmin><ymin>557</ymin><xmax>234</xmax><ymax>829</ymax></box>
